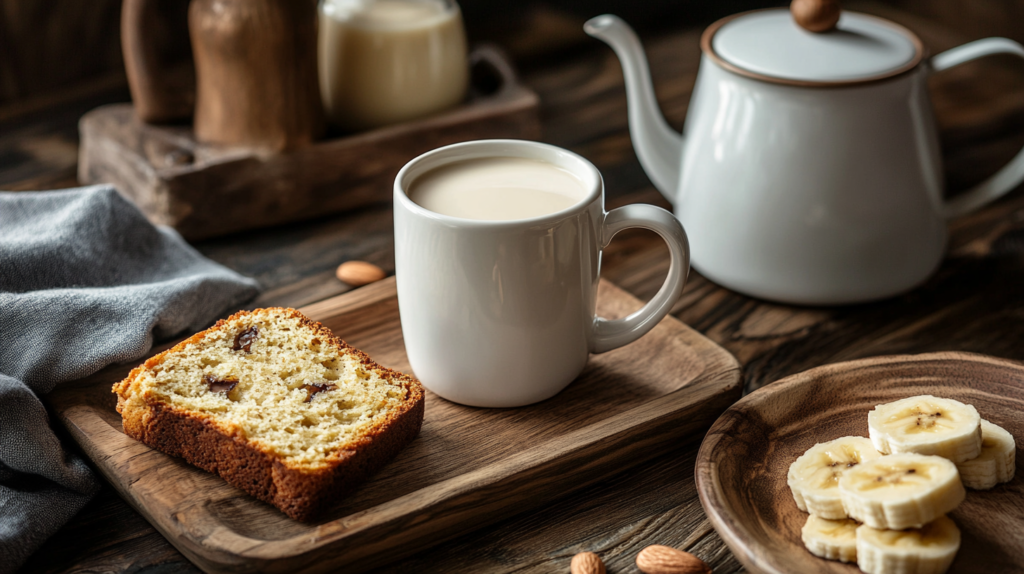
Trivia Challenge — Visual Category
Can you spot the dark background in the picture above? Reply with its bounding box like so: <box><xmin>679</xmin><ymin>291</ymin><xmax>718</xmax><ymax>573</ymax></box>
<box><xmin>3</xmin><ymin>0</ymin><xmax>1024</xmax><ymax>110</ymax></box>
<box><xmin>3</xmin><ymin>2</ymin><xmax>1024</xmax><ymax>573</ymax></box>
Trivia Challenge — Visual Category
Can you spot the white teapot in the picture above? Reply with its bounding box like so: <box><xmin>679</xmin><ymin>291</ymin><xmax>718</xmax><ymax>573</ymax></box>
<box><xmin>585</xmin><ymin>1</ymin><xmax>1024</xmax><ymax>304</ymax></box>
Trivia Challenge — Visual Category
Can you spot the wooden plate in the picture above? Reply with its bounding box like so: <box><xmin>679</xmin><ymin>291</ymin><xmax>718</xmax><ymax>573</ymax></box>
<box><xmin>695</xmin><ymin>352</ymin><xmax>1024</xmax><ymax>574</ymax></box>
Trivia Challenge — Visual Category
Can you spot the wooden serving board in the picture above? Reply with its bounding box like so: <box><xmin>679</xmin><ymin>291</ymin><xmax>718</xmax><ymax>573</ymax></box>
<box><xmin>77</xmin><ymin>46</ymin><xmax>540</xmax><ymax>240</ymax></box>
<box><xmin>47</xmin><ymin>278</ymin><xmax>740</xmax><ymax>573</ymax></box>
<box><xmin>695</xmin><ymin>352</ymin><xmax>1024</xmax><ymax>574</ymax></box>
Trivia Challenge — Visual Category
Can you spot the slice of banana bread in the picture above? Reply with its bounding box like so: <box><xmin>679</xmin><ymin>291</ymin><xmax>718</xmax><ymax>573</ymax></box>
<box><xmin>112</xmin><ymin>307</ymin><xmax>424</xmax><ymax>522</ymax></box>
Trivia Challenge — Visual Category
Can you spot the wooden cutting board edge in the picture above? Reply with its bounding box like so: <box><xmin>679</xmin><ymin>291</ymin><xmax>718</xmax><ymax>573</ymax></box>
<box><xmin>52</xmin><ymin>278</ymin><xmax>742</xmax><ymax>573</ymax></box>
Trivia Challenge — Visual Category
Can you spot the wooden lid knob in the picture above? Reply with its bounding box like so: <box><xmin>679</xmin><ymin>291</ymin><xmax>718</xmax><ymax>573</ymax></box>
<box><xmin>791</xmin><ymin>0</ymin><xmax>841</xmax><ymax>33</ymax></box>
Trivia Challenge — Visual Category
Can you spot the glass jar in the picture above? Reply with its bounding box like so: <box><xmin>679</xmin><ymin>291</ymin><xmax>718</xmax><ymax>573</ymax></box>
<box><xmin>318</xmin><ymin>0</ymin><xmax>469</xmax><ymax>131</ymax></box>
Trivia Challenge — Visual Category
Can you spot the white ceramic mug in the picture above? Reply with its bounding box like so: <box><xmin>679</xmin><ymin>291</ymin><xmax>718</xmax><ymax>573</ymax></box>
<box><xmin>394</xmin><ymin>140</ymin><xmax>690</xmax><ymax>407</ymax></box>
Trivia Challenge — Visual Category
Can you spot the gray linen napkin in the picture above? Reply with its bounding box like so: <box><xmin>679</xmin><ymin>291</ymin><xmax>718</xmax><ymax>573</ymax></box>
<box><xmin>0</xmin><ymin>185</ymin><xmax>260</xmax><ymax>573</ymax></box>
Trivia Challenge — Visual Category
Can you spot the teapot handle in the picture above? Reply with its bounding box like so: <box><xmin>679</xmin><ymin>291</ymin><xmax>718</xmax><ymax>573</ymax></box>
<box><xmin>932</xmin><ymin>38</ymin><xmax>1024</xmax><ymax>219</ymax></box>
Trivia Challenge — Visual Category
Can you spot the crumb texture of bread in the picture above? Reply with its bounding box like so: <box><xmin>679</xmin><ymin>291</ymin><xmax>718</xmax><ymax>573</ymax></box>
<box><xmin>112</xmin><ymin>307</ymin><xmax>424</xmax><ymax>521</ymax></box>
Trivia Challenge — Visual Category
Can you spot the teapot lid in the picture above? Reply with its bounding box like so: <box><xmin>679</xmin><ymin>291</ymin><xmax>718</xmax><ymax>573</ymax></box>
<box><xmin>705</xmin><ymin>2</ymin><xmax>924</xmax><ymax>86</ymax></box>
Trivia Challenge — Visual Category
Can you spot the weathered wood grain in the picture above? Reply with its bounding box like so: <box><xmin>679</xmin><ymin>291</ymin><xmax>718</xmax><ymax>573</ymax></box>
<box><xmin>0</xmin><ymin>0</ymin><xmax>123</xmax><ymax>105</ymax></box>
<box><xmin>45</xmin><ymin>278</ymin><xmax>741</xmax><ymax>573</ymax></box>
<box><xmin>696</xmin><ymin>352</ymin><xmax>1024</xmax><ymax>574</ymax></box>
<box><xmin>892</xmin><ymin>0</ymin><xmax>1024</xmax><ymax>46</ymax></box>
<box><xmin>372</xmin><ymin>437</ymin><xmax>744</xmax><ymax>574</ymax></box>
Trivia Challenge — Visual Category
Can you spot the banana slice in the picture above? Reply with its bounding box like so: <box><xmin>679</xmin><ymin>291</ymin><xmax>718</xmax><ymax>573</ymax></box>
<box><xmin>801</xmin><ymin>515</ymin><xmax>859</xmax><ymax>563</ymax></box>
<box><xmin>839</xmin><ymin>453</ymin><xmax>965</xmax><ymax>530</ymax></box>
<box><xmin>868</xmin><ymin>395</ymin><xmax>982</xmax><ymax>463</ymax></box>
<box><xmin>956</xmin><ymin>419</ymin><xmax>1016</xmax><ymax>490</ymax></box>
<box><xmin>788</xmin><ymin>436</ymin><xmax>884</xmax><ymax>519</ymax></box>
<box><xmin>856</xmin><ymin>515</ymin><xmax>960</xmax><ymax>574</ymax></box>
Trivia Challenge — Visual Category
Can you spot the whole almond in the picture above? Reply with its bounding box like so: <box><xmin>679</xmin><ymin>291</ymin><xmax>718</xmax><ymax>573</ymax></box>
<box><xmin>570</xmin><ymin>551</ymin><xmax>606</xmax><ymax>574</ymax></box>
<box><xmin>636</xmin><ymin>545</ymin><xmax>712</xmax><ymax>574</ymax></box>
<box><xmin>336</xmin><ymin>260</ymin><xmax>386</xmax><ymax>286</ymax></box>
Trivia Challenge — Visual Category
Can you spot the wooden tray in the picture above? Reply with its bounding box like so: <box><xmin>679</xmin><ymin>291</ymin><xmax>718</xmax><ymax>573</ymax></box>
<box><xmin>695</xmin><ymin>352</ymin><xmax>1024</xmax><ymax>574</ymax></box>
<box><xmin>47</xmin><ymin>278</ymin><xmax>741</xmax><ymax>573</ymax></box>
<box><xmin>77</xmin><ymin>46</ymin><xmax>541</xmax><ymax>240</ymax></box>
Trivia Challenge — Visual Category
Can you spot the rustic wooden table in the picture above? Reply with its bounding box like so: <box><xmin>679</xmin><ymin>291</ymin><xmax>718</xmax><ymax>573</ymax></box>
<box><xmin>4</xmin><ymin>4</ymin><xmax>1024</xmax><ymax>573</ymax></box>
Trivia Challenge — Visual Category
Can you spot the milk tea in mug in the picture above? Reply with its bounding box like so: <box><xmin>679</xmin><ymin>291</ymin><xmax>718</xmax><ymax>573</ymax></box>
<box><xmin>407</xmin><ymin>157</ymin><xmax>589</xmax><ymax>221</ymax></box>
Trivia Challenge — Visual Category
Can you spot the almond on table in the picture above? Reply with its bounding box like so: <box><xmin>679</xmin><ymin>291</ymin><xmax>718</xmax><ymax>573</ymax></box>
<box><xmin>570</xmin><ymin>551</ymin><xmax>605</xmax><ymax>574</ymax></box>
<box><xmin>336</xmin><ymin>260</ymin><xmax>387</xmax><ymax>286</ymax></box>
<box><xmin>635</xmin><ymin>545</ymin><xmax>711</xmax><ymax>574</ymax></box>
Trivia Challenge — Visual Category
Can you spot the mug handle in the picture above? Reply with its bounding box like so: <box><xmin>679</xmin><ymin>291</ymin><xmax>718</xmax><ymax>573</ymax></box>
<box><xmin>590</xmin><ymin>204</ymin><xmax>690</xmax><ymax>354</ymax></box>
<box><xmin>932</xmin><ymin>38</ymin><xmax>1024</xmax><ymax>219</ymax></box>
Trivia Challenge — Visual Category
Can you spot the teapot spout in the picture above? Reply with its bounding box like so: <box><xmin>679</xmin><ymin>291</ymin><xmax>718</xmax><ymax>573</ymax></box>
<box><xmin>585</xmin><ymin>15</ymin><xmax>683</xmax><ymax>201</ymax></box>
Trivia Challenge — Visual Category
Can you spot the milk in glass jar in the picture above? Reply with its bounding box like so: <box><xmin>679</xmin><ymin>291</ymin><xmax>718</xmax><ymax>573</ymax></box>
<box><xmin>318</xmin><ymin>0</ymin><xmax>469</xmax><ymax>131</ymax></box>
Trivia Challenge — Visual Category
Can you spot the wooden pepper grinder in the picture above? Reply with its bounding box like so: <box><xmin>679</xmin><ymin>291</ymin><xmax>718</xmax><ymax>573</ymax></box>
<box><xmin>122</xmin><ymin>0</ymin><xmax>195</xmax><ymax>123</ymax></box>
<box><xmin>189</xmin><ymin>0</ymin><xmax>325</xmax><ymax>151</ymax></box>
<box><xmin>791</xmin><ymin>0</ymin><xmax>841</xmax><ymax>33</ymax></box>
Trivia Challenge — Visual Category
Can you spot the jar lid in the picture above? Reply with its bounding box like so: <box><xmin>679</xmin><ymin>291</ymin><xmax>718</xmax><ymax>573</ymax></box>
<box><xmin>704</xmin><ymin>8</ymin><xmax>924</xmax><ymax>86</ymax></box>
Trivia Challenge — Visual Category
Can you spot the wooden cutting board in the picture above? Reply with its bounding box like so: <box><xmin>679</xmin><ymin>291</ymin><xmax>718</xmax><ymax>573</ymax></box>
<box><xmin>47</xmin><ymin>277</ymin><xmax>741</xmax><ymax>573</ymax></box>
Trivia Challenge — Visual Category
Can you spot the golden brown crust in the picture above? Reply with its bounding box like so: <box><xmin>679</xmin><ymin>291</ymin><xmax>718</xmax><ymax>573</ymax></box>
<box><xmin>112</xmin><ymin>307</ymin><xmax>425</xmax><ymax>522</ymax></box>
